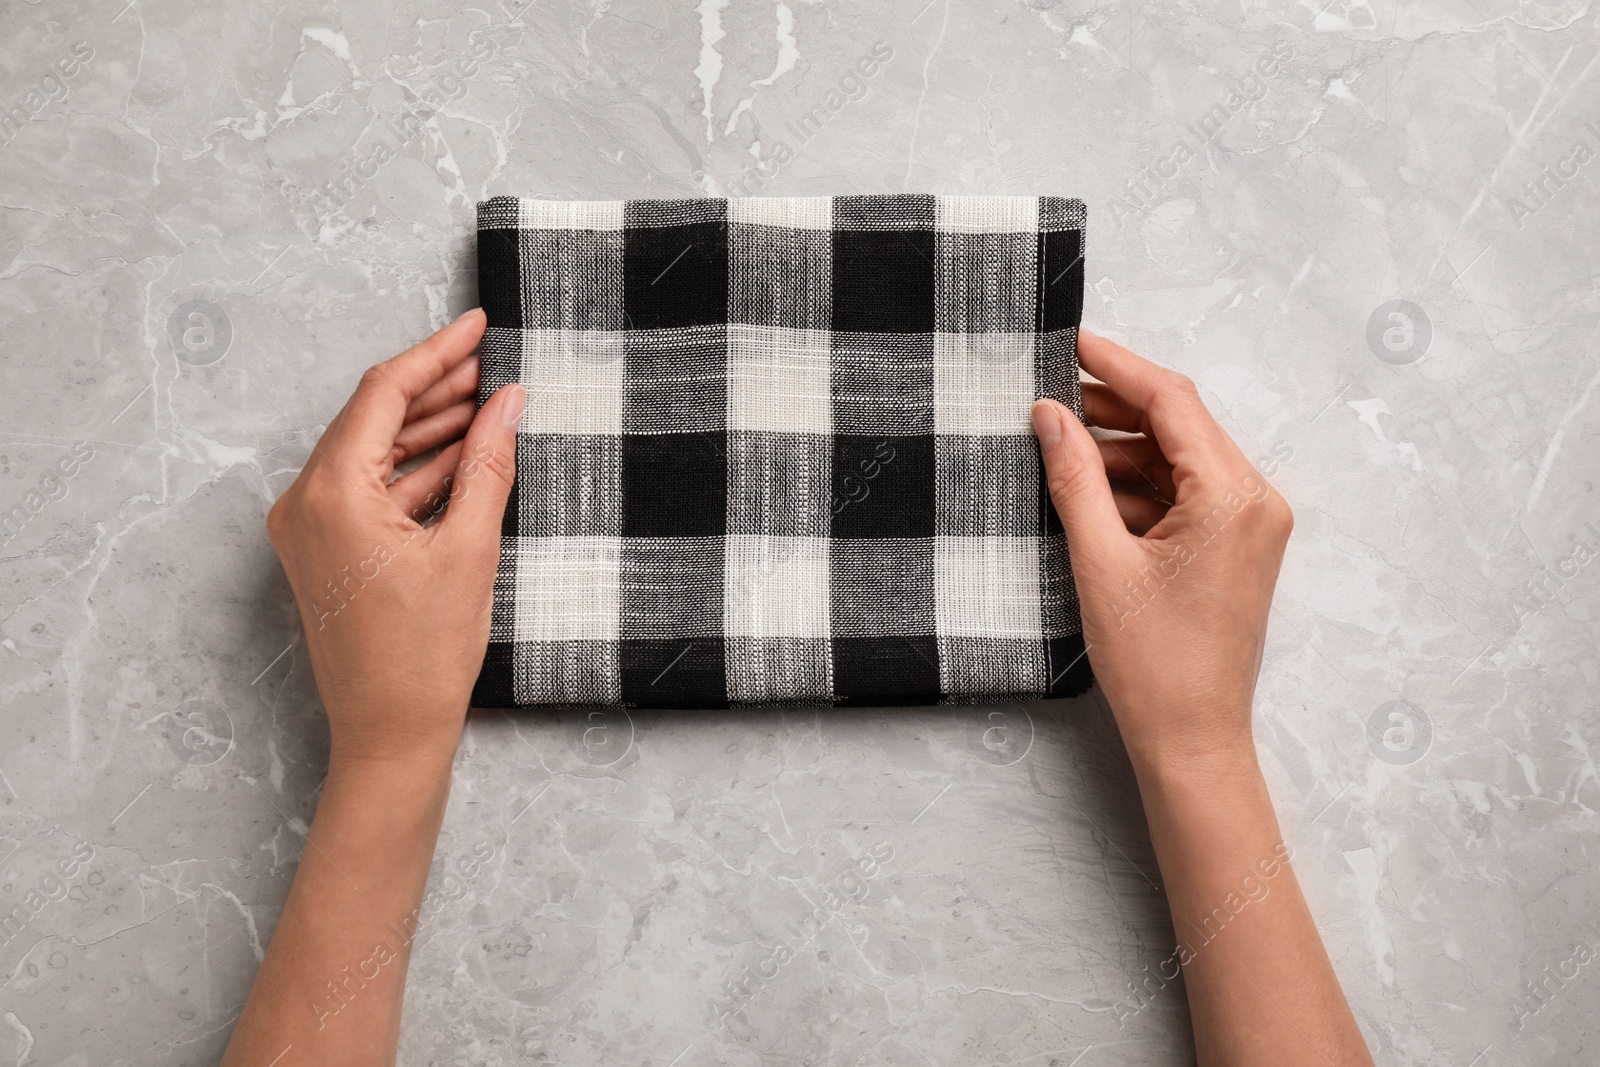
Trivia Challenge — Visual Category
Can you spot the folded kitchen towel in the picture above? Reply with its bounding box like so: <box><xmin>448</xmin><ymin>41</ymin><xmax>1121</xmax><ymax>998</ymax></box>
<box><xmin>472</xmin><ymin>193</ymin><xmax>1092</xmax><ymax>708</ymax></box>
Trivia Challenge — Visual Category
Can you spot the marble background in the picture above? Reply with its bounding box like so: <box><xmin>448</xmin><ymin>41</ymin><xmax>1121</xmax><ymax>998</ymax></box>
<box><xmin>2</xmin><ymin>0</ymin><xmax>1597</xmax><ymax>1063</ymax></box>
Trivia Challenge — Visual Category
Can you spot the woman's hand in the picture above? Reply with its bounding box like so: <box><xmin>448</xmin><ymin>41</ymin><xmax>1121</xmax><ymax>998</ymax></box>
<box><xmin>1032</xmin><ymin>330</ymin><xmax>1294</xmax><ymax>777</ymax></box>
<box><xmin>266</xmin><ymin>308</ymin><xmax>524</xmax><ymax>769</ymax></box>
<box><xmin>1033</xmin><ymin>331</ymin><xmax>1372</xmax><ymax>1067</ymax></box>
<box><xmin>224</xmin><ymin>310</ymin><xmax>523</xmax><ymax>1067</ymax></box>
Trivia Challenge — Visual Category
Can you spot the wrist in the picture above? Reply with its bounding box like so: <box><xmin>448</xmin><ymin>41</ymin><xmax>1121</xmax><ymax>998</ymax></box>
<box><xmin>1125</xmin><ymin>731</ymin><xmax>1263</xmax><ymax>800</ymax></box>
<box><xmin>1129</xmin><ymin>741</ymin><xmax>1278</xmax><ymax>845</ymax></box>
<box><xmin>321</xmin><ymin>694</ymin><xmax>466</xmax><ymax>778</ymax></box>
<box><xmin>326</xmin><ymin>731</ymin><xmax>459</xmax><ymax>788</ymax></box>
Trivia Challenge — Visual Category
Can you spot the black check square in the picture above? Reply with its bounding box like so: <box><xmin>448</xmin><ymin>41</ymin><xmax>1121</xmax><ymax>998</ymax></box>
<box><xmin>621</xmin><ymin>432</ymin><xmax>727</xmax><ymax>538</ymax></box>
<box><xmin>621</xmin><ymin>638</ymin><xmax>727</xmax><ymax>706</ymax></box>
<box><xmin>624</xmin><ymin>201</ymin><xmax>728</xmax><ymax>329</ymax></box>
<box><xmin>832</xmin><ymin>434</ymin><xmax>935</xmax><ymax>540</ymax></box>
<box><xmin>832</xmin><ymin>228</ymin><xmax>936</xmax><ymax>334</ymax></box>
<box><xmin>475</xmin><ymin>194</ymin><xmax>1089</xmax><ymax>707</ymax></box>
<box><xmin>1039</xmin><ymin>229</ymin><xmax>1083</xmax><ymax>333</ymax></box>
<box><xmin>833</xmin><ymin>636</ymin><xmax>941</xmax><ymax>705</ymax></box>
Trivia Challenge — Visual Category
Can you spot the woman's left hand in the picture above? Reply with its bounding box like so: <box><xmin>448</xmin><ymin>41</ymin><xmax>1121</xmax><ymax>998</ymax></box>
<box><xmin>266</xmin><ymin>308</ymin><xmax>524</xmax><ymax>769</ymax></box>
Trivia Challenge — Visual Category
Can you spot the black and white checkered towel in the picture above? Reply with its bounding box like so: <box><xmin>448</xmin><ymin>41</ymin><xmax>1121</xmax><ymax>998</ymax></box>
<box><xmin>472</xmin><ymin>194</ymin><xmax>1091</xmax><ymax>708</ymax></box>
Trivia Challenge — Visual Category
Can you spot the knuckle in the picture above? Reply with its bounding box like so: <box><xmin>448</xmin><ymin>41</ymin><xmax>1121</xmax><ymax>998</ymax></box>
<box><xmin>297</xmin><ymin>474</ymin><xmax>342</xmax><ymax>518</ymax></box>
<box><xmin>265</xmin><ymin>497</ymin><xmax>290</xmax><ymax>542</ymax></box>
<box><xmin>1046</xmin><ymin>456</ymin><xmax>1097</xmax><ymax>503</ymax></box>
<box><xmin>1161</xmin><ymin>372</ymin><xmax>1200</xmax><ymax>402</ymax></box>
<box><xmin>358</xmin><ymin>362</ymin><xmax>394</xmax><ymax>392</ymax></box>
<box><xmin>1267</xmin><ymin>494</ymin><xmax>1294</xmax><ymax>537</ymax></box>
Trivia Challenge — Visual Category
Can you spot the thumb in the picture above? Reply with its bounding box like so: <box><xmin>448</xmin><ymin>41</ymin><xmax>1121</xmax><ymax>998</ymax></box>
<box><xmin>440</xmin><ymin>383</ymin><xmax>524</xmax><ymax>545</ymax></box>
<box><xmin>1032</xmin><ymin>398</ymin><xmax>1126</xmax><ymax>564</ymax></box>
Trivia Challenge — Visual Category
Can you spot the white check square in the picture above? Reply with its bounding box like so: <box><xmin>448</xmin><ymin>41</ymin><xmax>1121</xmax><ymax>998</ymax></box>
<box><xmin>511</xmin><ymin>536</ymin><xmax>622</xmax><ymax>642</ymax></box>
<box><xmin>729</xmin><ymin>196</ymin><xmax>833</xmax><ymax>230</ymax></box>
<box><xmin>518</xmin><ymin>198</ymin><xmax>624</xmax><ymax>231</ymax></box>
<box><xmin>935</xmin><ymin>536</ymin><xmax>1042</xmax><ymax>638</ymax></box>
<box><xmin>727</xmin><ymin>324</ymin><xmax>834</xmax><ymax>434</ymax></box>
<box><xmin>518</xmin><ymin>329</ymin><xmax>625</xmax><ymax>435</ymax></box>
<box><xmin>936</xmin><ymin>195</ymin><xmax>1039</xmax><ymax>234</ymax></box>
<box><xmin>724</xmin><ymin>535</ymin><xmax>831</xmax><ymax>639</ymax></box>
<box><xmin>933</xmin><ymin>332</ymin><xmax>1036</xmax><ymax>435</ymax></box>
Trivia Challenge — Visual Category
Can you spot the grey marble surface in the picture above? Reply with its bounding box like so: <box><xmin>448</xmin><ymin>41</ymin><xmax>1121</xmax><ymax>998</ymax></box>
<box><xmin>2</xmin><ymin>0</ymin><xmax>1597</xmax><ymax>1063</ymax></box>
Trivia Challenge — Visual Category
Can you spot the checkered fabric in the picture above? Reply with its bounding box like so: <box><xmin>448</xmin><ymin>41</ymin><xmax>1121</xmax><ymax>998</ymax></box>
<box><xmin>472</xmin><ymin>194</ymin><xmax>1092</xmax><ymax>708</ymax></box>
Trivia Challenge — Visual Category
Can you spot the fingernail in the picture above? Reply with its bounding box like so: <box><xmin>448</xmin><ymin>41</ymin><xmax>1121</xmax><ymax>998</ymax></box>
<box><xmin>452</xmin><ymin>307</ymin><xmax>484</xmax><ymax>324</ymax></box>
<box><xmin>501</xmin><ymin>384</ymin><xmax>526</xmax><ymax>433</ymax></box>
<box><xmin>1032</xmin><ymin>399</ymin><xmax>1063</xmax><ymax>452</ymax></box>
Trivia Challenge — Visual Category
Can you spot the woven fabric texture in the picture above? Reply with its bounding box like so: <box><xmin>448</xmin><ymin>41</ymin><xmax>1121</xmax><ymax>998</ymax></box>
<box><xmin>473</xmin><ymin>193</ymin><xmax>1092</xmax><ymax>708</ymax></box>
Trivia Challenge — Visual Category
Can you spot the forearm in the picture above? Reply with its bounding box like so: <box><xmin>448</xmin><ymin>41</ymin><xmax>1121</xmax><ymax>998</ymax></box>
<box><xmin>222</xmin><ymin>748</ymin><xmax>455</xmax><ymax>1067</ymax></box>
<box><xmin>1131</xmin><ymin>741</ymin><xmax>1373</xmax><ymax>1067</ymax></box>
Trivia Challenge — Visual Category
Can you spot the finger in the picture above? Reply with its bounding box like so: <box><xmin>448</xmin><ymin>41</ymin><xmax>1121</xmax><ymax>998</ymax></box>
<box><xmin>1032</xmin><ymin>398</ymin><xmax>1129</xmax><ymax>566</ymax></box>
<box><xmin>391</xmin><ymin>400</ymin><xmax>476</xmax><ymax>466</ymax></box>
<box><xmin>438</xmin><ymin>384</ymin><xmax>524</xmax><ymax>547</ymax></box>
<box><xmin>405</xmin><ymin>354</ymin><xmax>480</xmax><ymax>424</ymax></box>
<box><xmin>1112</xmin><ymin>490</ymin><xmax>1169</xmax><ymax>536</ymax></box>
<box><xmin>388</xmin><ymin>441</ymin><xmax>464</xmax><ymax>523</ymax></box>
<box><xmin>1077</xmin><ymin>329</ymin><xmax>1226</xmax><ymax>467</ymax></box>
<box><xmin>1096</xmin><ymin>435</ymin><xmax>1176</xmax><ymax>500</ymax></box>
<box><xmin>1082</xmin><ymin>382</ymin><xmax>1145</xmax><ymax>433</ymax></box>
<box><xmin>1077</xmin><ymin>329</ymin><xmax>1176</xmax><ymax>411</ymax></box>
<box><xmin>322</xmin><ymin>309</ymin><xmax>488</xmax><ymax>469</ymax></box>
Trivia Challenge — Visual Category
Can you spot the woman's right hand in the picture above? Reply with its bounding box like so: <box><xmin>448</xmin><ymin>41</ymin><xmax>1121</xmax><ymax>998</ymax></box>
<box><xmin>1037</xmin><ymin>333</ymin><xmax>1374</xmax><ymax>1067</ymax></box>
<box><xmin>1032</xmin><ymin>330</ymin><xmax>1295</xmax><ymax>778</ymax></box>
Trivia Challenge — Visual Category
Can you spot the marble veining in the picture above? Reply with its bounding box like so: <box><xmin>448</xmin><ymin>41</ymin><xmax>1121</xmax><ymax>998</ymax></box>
<box><xmin>1</xmin><ymin>0</ymin><xmax>1597</xmax><ymax>1063</ymax></box>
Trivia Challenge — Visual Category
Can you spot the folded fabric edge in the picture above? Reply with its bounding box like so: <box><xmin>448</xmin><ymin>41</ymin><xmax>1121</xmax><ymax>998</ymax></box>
<box><xmin>475</xmin><ymin>193</ymin><xmax>1088</xmax><ymax>234</ymax></box>
<box><xmin>468</xmin><ymin>633</ymin><xmax>1095</xmax><ymax>710</ymax></box>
